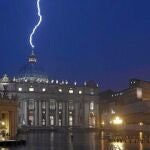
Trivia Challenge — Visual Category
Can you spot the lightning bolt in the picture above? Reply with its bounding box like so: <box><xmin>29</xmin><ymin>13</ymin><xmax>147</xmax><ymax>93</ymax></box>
<box><xmin>29</xmin><ymin>0</ymin><xmax>42</xmax><ymax>49</ymax></box>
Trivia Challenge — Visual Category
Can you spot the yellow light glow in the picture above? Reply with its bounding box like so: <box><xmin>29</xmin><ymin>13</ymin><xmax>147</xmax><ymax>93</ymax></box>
<box><xmin>139</xmin><ymin>122</ymin><xmax>144</xmax><ymax>126</ymax></box>
<box><xmin>101</xmin><ymin>121</ymin><xmax>105</xmax><ymax>125</ymax></box>
<box><xmin>139</xmin><ymin>132</ymin><xmax>143</xmax><ymax>140</ymax></box>
<box><xmin>1</xmin><ymin>122</ymin><xmax>5</xmax><ymax>126</ymax></box>
<box><xmin>113</xmin><ymin>116</ymin><xmax>123</xmax><ymax>125</ymax></box>
<box><xmin>137</xmin><ymin>88</ymin><xmax>142</xmax><ymax>99</ymax></box>
<box><xmin>111</xmin><ymin>142</ymin><xmax>124</xmax><ymax>150</ymax></box>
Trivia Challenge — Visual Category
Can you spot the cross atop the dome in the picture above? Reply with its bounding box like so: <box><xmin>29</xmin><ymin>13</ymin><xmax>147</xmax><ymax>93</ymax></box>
<box><xmin>29</xmin><ymin>50</ymin><xmax>37</xmax><ymax>64</ymax></box>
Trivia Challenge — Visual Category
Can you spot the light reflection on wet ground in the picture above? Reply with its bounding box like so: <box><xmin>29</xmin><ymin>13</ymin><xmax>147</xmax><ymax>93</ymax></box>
<box><xmin>0</xmin><ymin>131</ymin><xmax>150</xmax><ymax>150</ymax></box>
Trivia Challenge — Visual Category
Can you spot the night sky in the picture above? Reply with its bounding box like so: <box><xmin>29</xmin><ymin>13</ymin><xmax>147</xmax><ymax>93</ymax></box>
<box><xmin>0</xmin><ymin>0</ymin><xmax>150</xmax><ymax>91</ymax></box>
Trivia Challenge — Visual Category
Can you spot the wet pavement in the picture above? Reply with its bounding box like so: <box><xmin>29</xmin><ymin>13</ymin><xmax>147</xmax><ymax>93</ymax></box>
<box><xmin>1</xmin><ymin>131</ymin><xmax>150</xmax><ymax>150</ymax></box>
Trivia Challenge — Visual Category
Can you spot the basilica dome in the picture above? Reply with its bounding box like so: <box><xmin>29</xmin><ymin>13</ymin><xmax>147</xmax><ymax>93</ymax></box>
<box><xmin>15</xmin><ymin>51</ymin><xmax>49</xmax><ymax>83</ymax></box>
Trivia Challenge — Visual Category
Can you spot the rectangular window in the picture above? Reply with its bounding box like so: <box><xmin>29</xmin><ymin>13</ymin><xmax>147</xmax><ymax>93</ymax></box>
<box><xmin>58</xmin><ymin>102</ymin><xmax>62</xmax><ymax>110</ymax></box>
<box><xmin>90</xmin><ymin>102</ymin><xmax>94</xmax><ymax>110</ymax></box>
<box><xmin>50</xmin><ymin>116</ymin><xmax>54</xmax><ymax>126</ymax></box>
<box><xmin>42</xmin><ymin>109</ymin><xmax>46</xmax><ymax>126</ymax></box>
<box><xmin>29</xmin><ymin>111</ymin><xmax>34</xmax><ymax>126</ymax></box>
<box><xmin>42</xmin><ymin>101</ymin><xmax>46</xmax><ymax>109</ymax></box>
<box><xmin>50</xmin><ymin>100</ymin><xmax>55</xmax><ymax>110</ymax></box>
<box><xmin>69</xmin><ymin>101</ymin><xmax>73</xmax><ymax>110</ymax></box>
<box><xmin>29</xmin><ymin>87</ymin><xmax>34</xmax><ymax>92</ymax></box>
<box><xmin>69</xmin><ymin>116</ymin><xmax>73</xmax><ymax>126</ymax></box>
<box><xmin>59</xmin><ymin>119</ymin><xmax>62</xmax><ymax>126</ymax></box>
<box><xmin>137</xmin><ymin>88</ymin><xmax>142</xmax><ymax>99</ymax></box>
<box><xmin>18</xmin><ymin>87</ymin><xmax>22</xmax><ymax>91</ymax></box>
<box><xmin>42</xmin><ymin>119</ymin><xmax>46</xmax><ymax>126</ymax></box>
<box><xmin>29</xmin><ymin>101</ymin><xmax>34</xmax><ymax>110</ymax></box>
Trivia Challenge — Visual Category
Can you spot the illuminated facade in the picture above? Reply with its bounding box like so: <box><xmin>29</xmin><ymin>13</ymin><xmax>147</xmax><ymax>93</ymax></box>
<box><xmin>0</xmin><ymin>51</ymin><xmax>100</xmax><ymax>129</ymax></box>
<box><xmin>100</xmin><ymin>79</ymin><xmax>150</xmax><ymax>129</ymax></box>
<box><xmin>0</xmin><ymin>91</ymin><xmax>17</xmax><ymax>138</ymax></box>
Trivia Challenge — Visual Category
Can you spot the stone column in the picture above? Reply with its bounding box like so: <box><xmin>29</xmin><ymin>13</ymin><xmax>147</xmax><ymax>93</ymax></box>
<box><xmin>66</xmin><ymin>102</ymin><xmax>68</xmax><ymax>126</ymax></box>
<box><xmin>14</xmin><ymin>111</ymin><xmax>17</xmax><ymax>136</ymax></box>
<box><xmin>9</xmin><ymin>111</ymin><xmax>17</xmax><ymax>137</ymax></box>
<box><xmin>9</xmin><ymin>111</ymin><xmax>12</xmax><ymax>137</ymax></box>
<box><xmin>24</xmin><ymin>101</ymin><xmax>28</xmax><ymax>126</ymax></box>
<box><xmin>62</xmin><ymin>102</ymin><xmax>67</xmax><ymax>126</ymax></box>
<box><xmin>96</xmin><ymin>103</ymin><xmax>99</xmax><ymax>128</ymax></box>
<box><xmin>0</xmin><ymin>111</ymin><xmax>1</xmax><ymax>121</ymax></box>
<box><xmin>39</xmin><ymin>101</ymin><xmax>42</xmax><ymax>126</ymax></box>
<box><xmin>0</xmin><ymin>111</ymin><xmax>2</xmax><ymax>128</ymax></box>
<box><xmin>84</xmin><ymin>102</ymin><xmax>89</xmax><ymax>128</ymax></box>
<box><xmin>55</xmin><ymin>102</ymin><xmax>58</xmax><ymax>126</ymax></box>
<box><xmin>46</xmin><ymin>101</ymin><xmax>49</xmax><ymax>126</ymax></box>
<box><xmin>74</xmin><ymin>102</ymin><xmax>79</xmax><ymax>126</ymax></box>
<box><xmin>35</xmin><ymin>101</ymin><xmax>38</xmax><ymax>126</ymax></box>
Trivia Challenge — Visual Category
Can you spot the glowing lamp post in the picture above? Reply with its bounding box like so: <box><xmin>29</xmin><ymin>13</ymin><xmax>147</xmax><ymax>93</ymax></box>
<box><xmin>1</xmin><ymin>122</ymin><xmax>5</xmax><ymax>126</ymax></box>
<box><xmin>101</xmin><ymin>121</ymin><xmax>105</xmax><ymax>125</ymax></box>
<box><xmin>0</xmin><ymin>121</ymin><xmax>7</xmax><ymax>138</ymax></box>
<box><xmin>113</xmin><ymin>116</ymin><xmax>123</xmax><ymax>125</ymax></box>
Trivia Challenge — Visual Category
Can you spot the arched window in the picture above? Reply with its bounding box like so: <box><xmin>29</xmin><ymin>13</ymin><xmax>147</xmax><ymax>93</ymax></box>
<box><xmin>50</xmin><ymin>116</ymin><xmax>54</xmax><ymax>126</ymax></box>
<box><xmin>69</xmin><ymin>101</ymin><xmax>74</xmax><ymax>110</ymax></box>
<box><xmin>50</xmin><ymin>100</ymin><xmax>55</xmax><ymax>110</ymax></box>
<box><xmin>58</xmin><ymin>102</ymin><xmax>62</xmax><ymax>110</ymax></box>
<box><xmin>90</xmin><ymin>102</ymin><xmax>94</xmax><ymax>110</ymax></box>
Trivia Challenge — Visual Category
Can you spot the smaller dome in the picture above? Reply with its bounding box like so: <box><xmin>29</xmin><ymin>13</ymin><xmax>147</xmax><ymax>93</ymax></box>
<box><xmin>15</xmin><ymin>51</ymin><xmax>49</xmax><ymax>83</ymax></box>
<box><xmin>0</xmin><ymin>74</ymin><xmax>9</xmax><ymax>83</ymax></box>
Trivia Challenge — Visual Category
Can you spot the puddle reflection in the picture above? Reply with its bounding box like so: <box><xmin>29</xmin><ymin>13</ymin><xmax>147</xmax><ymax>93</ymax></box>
<box><xmin>0</xmin><ymin>131</ymin><xmax>149</xmax><ymax>150</ymax></box>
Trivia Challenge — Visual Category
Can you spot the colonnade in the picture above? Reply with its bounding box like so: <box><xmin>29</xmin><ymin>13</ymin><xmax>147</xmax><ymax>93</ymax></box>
<box><xmin>19</xmin><ymin>99</ymin><xmax>98</xmax><ymax>128</ymax></box>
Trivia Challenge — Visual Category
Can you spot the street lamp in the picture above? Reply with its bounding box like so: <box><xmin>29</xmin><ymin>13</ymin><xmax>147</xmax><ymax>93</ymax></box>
<box><xmin>113</xmin><ymin>116</ymin><xmax>123</xmax><ymax>125</ymax></box>
<box><xmin>101</xmin><ymin>121</ymin><xmax>105</xmax><ymax>125</ymax></box>
<box><xmin>1</xmin><ymin>121</ymin><xmax>5</xmax><ymax>126</ymax></box>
